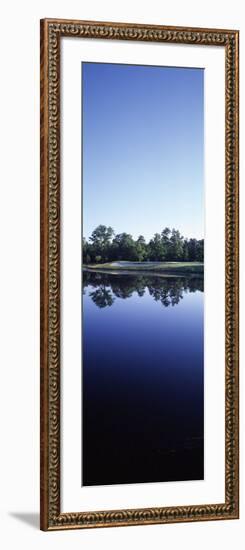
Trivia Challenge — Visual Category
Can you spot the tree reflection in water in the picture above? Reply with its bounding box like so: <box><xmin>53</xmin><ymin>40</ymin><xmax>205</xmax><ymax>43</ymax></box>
<box><xmin>83</xmin><ymin>271</ymin><xmax>204</xmax><ymax>309</ymax></box>
<box><xmin>89</xmin><ymin>287</ymin><xmax>115</xmax><ymax>309</ymax></box>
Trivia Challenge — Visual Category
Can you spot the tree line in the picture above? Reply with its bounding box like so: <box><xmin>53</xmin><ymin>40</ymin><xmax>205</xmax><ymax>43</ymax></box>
<box><xmin>83</xmin><ymin>225</ymin><xmax>204</xmax><ymax>264</ymax></box>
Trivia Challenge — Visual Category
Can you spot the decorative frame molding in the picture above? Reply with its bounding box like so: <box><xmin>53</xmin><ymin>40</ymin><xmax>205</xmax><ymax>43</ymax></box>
<box><xmin>40</xmin><ymin>18</ymin><xmax>239</xmax><ymax>530</ymax></box>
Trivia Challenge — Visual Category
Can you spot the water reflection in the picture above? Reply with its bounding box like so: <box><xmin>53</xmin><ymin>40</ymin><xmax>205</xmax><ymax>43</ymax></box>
<box><xmin>83</xmin><ymin>270</ymin><xmax>204</xmax><ymax>309</ymax></box>
<box><xmin>83</xmin><ymin>269</ymin><xmax>204</xmax><ymax>485</ymax></box>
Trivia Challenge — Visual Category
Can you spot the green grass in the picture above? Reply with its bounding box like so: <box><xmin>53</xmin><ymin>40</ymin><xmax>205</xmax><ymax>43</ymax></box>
<box><xmin>83</xmin><ymin>261</ymin><xmax>204</xmax><ymax>275</ymax></box>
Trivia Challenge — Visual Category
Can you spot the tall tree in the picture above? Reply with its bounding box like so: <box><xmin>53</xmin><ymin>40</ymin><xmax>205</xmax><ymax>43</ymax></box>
<box><xmin>89</xmin><ymin>225</ymin><xmax>114</xmax><ymax>247</ymax></box>
<box><xmin>196</xmin><ymin>239</ymin><xmax>204</xmax><ymax>262</ymax></box>
<box><xmin>161</xmin><ymin>227</ymin><xmax>171</xmax><ymax>259</ymax></box>
<box><xmin>112</xmin><ymin>233</ymin><xmax>138</xmax><ymax>261</ymax></box>
<box><xmin>83</xmin><ymin>225</ymin><xmax>204</xmax><ymax>264</ymax></box>
<box><xmin>169</xmin><ymin>229</ymin><xmax>184</xmax><ymax>260</ymax></box>
<box><xmin>136</xmin><ymin>235</ymin><xmax>147</xmax><ymax>261</ymax></box>
<box><xmin>187</xmin><ymin>238</ymin><xmax>198</xmax><ymax>261</ymax></box>
<box><xmin>148</xmin><ymin>233</ymin><xmax>165</xmax><ymax>261</ymax></box>
<box><xmin>89</xmin><ymin>225</ymin><xmax>115</xmax><ymax>262</ymax></box>
<box><xmin>182</xmin><ymin>239</ymin><xmax>189</xmax><ymax>261</ymax></box>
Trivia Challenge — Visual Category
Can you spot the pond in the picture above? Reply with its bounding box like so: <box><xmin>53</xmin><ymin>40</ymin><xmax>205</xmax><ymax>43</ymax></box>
<box><xmin>82</xmin><ymin>271</ymin><xmax>204</xmax><ymax>486</ymax></box>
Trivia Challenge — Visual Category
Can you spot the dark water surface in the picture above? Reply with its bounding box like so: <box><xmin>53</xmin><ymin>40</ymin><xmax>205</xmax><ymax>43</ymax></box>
<box><xmin>82</xmin><ymin>271</ymin><xmax>204</xmax><ymax>486</ymax></box>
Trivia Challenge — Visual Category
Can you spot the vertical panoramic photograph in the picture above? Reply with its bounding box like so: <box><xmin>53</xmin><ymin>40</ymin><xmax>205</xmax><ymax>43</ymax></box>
<box><xmin>82</xmin><ymin>62</ymin><xmax>204</xmax><ymax>486</ymax></box>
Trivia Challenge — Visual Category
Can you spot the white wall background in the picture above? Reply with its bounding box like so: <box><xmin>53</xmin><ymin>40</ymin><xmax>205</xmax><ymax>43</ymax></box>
<box><xmin>0</xmin><ymin>1</ymin><xmax>243</xmax><ymax>548</ymax></box>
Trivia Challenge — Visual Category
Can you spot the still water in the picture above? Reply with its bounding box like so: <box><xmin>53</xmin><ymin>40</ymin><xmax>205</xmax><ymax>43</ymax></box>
<box><xmin>82</xmin><ymin>271</ymin><xmax>204</xmax><ymax>486</ymax></box>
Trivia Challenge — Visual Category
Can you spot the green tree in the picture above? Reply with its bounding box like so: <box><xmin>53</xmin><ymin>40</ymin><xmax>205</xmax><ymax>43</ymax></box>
<box><xmin>168</xmin><ymin>229</ymin><xmax>184</xmax><ymax>260</ymax></box>
<box><xmin>148</xmin><ymin>233</ymin><xmax>165</xmax><ymax>261</ymax></box>
<box><xmin>161</xmin><ymin>227</ymin><xmax>171</xmax><ymax>259</ymax></box>
<box><xmin>89</xmin><ymin>225</ymin><xmax>115</xmax><ymax>262</ymax></box>
<box><xmin>187</xmin><ymin>238</ymin><xmax>198</xmax><ymax>261</ymax></box>
<box><xmin>90</xmin><ymin>224</ymin><xmax>114</xmax><ymax>246</ymax></box>
<box><xmin>112</xmin><ymin>233</ymin><xmax>138</xmax><ymax>261</ymax></box>
<box><xmin>82</xmin><ymin>237</ymin><xmax>92</xmax><ymax>263</ymax></box>
<box><xmin>136</xmin><ymin>235</ymin><xmax>147</xmax><ymax>261</ymax></box>
<box><xmin>196</xmin><ymin>239</ymin><xmax>204</xmax><ymax>262</ymax></box>
<box><xmin>85</xmin><ymin>254</ymin><xmax>91</xmax><ymax>264</ymax></box>
<box><xmin>182</xmin><ymin>239</ymin><xmax>189</xmax><ymax>261</ymax></box>
<box><xmin>84</xmin><ymin>225</ymin><xmax>204</xmax><ymax>264</ymax></box>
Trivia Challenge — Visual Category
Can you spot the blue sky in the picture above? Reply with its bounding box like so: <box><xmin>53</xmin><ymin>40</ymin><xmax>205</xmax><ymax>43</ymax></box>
<box><xmin>82</xmin><ymin>62</ymin><xmax>204</xmax><ymax>241</ymax></box>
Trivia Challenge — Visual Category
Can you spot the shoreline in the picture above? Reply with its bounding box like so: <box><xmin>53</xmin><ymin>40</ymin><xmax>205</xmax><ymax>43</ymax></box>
<box><xmin>83</xmin><ymin>264</ymin><xmax>204</xmax><ymax>278</ymax></box>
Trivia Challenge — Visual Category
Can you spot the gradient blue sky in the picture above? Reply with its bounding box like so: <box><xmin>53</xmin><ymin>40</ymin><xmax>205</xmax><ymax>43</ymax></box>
<box><xmin>82</xmin><ymin>62</ymin><xmax>204</xmax><ymax>241</ymax></box>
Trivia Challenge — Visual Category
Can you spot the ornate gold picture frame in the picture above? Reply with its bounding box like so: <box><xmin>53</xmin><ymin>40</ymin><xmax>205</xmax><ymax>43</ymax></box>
<box><xmin>40</xmin><ymin>18</ymin><xmax>239</xmax><ymax>530</ymax></box>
